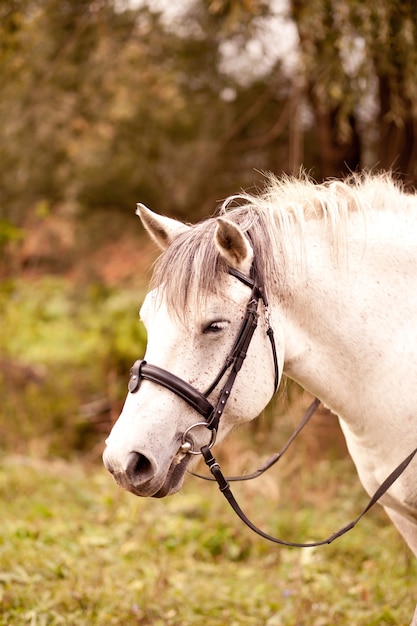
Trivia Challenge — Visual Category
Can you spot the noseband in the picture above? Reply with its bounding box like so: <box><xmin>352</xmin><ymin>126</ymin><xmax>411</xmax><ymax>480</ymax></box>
<box><xmin>128</xmin><ymin>262</ymin><xmax>279</xmax><ymax>447</ymax></box>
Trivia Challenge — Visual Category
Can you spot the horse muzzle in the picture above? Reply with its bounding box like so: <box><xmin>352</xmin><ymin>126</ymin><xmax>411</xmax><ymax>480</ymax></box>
<box><xmin>102</xmin><ymin>445</ymin><xmax>190</xmax><ymax>498</ymax></box>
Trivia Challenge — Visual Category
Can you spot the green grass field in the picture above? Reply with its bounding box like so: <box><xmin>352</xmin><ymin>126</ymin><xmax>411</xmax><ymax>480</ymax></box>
<box><xmin>1</xmin><ymin>453</ymin><xmax>415</xmax><ymax>626</ymax></box>
<box><xmin>0</xmin><ymin>278</ymin><xmax>415</xmax><ymax>625</ymax></box>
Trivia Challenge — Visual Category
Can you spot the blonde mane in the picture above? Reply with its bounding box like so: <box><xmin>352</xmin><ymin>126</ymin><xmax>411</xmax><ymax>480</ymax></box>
<box><xmin>151</xmin><ymin>172</ymin><xmax>412</xmax><ymax>319</ymax></box>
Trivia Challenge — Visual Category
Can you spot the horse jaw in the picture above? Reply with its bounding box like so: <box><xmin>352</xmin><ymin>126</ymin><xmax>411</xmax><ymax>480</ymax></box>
<box><xmin>136</xmin><ymin>203</ymin><xmax>190</xmax><ymax>250</ymax></box>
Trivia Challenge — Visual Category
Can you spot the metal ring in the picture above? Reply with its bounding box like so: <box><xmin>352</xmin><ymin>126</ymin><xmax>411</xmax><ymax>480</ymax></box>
<box><xmin>180</xmin><ymin>422</ymin><xmax>217</xmax><ymax>455</ymax></box>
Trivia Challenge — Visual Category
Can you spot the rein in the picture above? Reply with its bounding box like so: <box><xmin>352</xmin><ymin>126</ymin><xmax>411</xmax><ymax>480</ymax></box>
<box><xmin>128</xmin><ymin>261</ymin><xmax>417</xmax><ymax>548</ymax></box>
<box><xmin>200</xmin><ymin>441</ymin><xmax>417</xmax><ymax>548</ymax></box>
<box><xmin>190</xmin><ymin>397</ymin><xmax>321</xmax><ymax>482</ymax></box>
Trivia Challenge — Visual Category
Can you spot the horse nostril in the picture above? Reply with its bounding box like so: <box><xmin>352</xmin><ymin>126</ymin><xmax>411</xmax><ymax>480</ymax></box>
<box><xmin>125</xmin><ymin>451</ymin><xmax>155</xmax><ymax>484</ymax></box>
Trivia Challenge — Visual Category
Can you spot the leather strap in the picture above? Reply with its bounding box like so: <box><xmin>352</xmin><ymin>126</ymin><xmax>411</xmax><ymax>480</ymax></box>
<box><xmin>191</xmin><ymin>397</ymin><xmax>320</xmax><ymax>482</ymax></box>
<box><xmin>206</xmin><ymin>295</ymin><xmax>260</xmax><ymax>431</ymax></box>
<box><xmin>205</xmin><ymin>266</ymin><xmax>279</xmax><ymax>430</ymax></box>
<box><xmin>127</xmin><ymin>263</ymin><xmax>279</xmax><ymax>434</ymax></box>
<box><xmin>128</xmin><ymin>360</ymin><xmax>213</xmax><ymax>419</ymax></box>
<box><xmin>127</xmin><ymin>259</ymin><xmax>417</xmax><ymax>548</ymax></box>
<box><xmin>201</xmin><ymin>443</ymin><xmax>417</xmax><ymax>548</ymax></box>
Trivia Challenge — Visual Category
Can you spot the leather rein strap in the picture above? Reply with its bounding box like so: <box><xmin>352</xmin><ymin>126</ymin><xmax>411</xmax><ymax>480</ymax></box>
<box><xmin>191</xmin><ymin>397</ymin><xmax>321</xmax><ymax>483</ymax></box>
<box><xmin>200</xmin><ymin>442</ymin><xmax>417</xmax><ymax>548</ymax></box>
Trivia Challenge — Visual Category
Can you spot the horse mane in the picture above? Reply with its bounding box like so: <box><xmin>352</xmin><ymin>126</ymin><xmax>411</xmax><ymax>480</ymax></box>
<box><xmin>150</xmin><ymin>172</ymin><xmax>409</xmax><ymax>320</ymax></box>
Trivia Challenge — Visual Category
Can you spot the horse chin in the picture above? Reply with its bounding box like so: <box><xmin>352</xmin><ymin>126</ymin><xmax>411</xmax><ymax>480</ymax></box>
<box><xmin>151</xmin><ymin>454</ymin><xmax>189</xmax><ymax>498</ymax></box>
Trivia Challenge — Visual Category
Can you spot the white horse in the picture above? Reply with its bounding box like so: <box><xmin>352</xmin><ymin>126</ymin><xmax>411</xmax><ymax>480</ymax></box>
<box><xmin>103</xmin><ymin>173</ymin><xmax>417</xmax><ymax>623</ymax></box>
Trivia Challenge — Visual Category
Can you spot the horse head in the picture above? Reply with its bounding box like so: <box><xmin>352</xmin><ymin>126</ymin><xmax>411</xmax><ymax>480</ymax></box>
<box><xmin>102</xmin><ymin>206</ymin><xmax>282</xmax><ymax>497</ymax></box>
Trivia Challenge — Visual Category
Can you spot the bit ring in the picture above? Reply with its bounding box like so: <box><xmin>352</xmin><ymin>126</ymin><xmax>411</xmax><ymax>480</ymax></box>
<box><xmin>180</xmin><ymin>422</ymin><xmax>217</xmax><ymax>455</ymax></box>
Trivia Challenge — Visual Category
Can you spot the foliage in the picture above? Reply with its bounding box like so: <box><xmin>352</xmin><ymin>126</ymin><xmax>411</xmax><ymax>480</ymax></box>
<box><xmin>0</xmin><ymin>277</ymin><xmax>147</xmax><ymax>457</ymax></box>
<box><xmin>0</xmin><ymin>455</ymin><xmax>415</xmax><ymax>625</ymax></box>
<box><xmin>291</xmin><ymin>0</ymin><xmax>417</xmax><ymax>179</ymax></box>
<box><xmin>0</xmin><ymin>0</ymin><xmax>294</xmax><ymax>225</ymax></box>
<box><xmin>203</xmin><ymin>0</ymin><xmax>417</xmax><ymax>181</ymax></box>
<box><xmin>1</xmin><ymin>4</ymin><xmax>416</xmax><ymax>620</ymax></box>
<box><xmin>0</xmin><ymin>278</ymin><xmax>146</xmax><ymax>366</ymax></box>
<box><xmin>0</xmin><ymin>220</ymin><xmax>25</xmax><ymax>249</ymax></box>
<box><xmin>1</xmin><ymin>0</ymin><xmax>416</xmax><ymax>231</ymax></box>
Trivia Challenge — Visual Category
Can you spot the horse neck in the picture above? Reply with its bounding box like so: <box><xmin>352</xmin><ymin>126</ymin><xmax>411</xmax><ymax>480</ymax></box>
<box><xmin>276</xmin><ymin>212</ymin><xmax>417</xmax><ymax>424</ymax></box>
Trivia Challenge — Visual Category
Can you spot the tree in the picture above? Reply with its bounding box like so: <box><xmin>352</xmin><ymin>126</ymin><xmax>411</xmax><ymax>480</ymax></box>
<box><xmin>292</xmin><ymin>0</ymin><xmax>417</xmax><ymax>183</ymax></box>
<box><xmin>0</xmin><ymin>0</ymin><xmax>297</xmax><ymax>224</ymax></box>
<box><xmin>2</xmin><ymin>0</ymin><xmax>416</xmax><ymax>231</ymax></box>
<box><xmin>204</xmin><ymin>0</ymin><xmax>417</xmax><ymax>184</ymax></box>
<box><xmin>357</xmin><ymin>0</ymin><xmax>417</xmax><ymax>183</ymax></box>
<box><xmin>291</xmin><ymin>0</ymin><xmax>362</xmax><ymax>178</ymax></box>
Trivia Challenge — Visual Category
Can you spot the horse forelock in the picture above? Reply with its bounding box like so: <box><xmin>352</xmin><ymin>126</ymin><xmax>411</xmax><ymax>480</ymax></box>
<box><xmin>150</xmin><ymin>219</ymin><xmax>227</xmax><ymax>322</ymax></box>
<box><xmin>150</xmin><ymin>207</ymin><xmax>283</xmax><ymax>322</ymax></box>
<box><xmin>149</xmin><ymin>172</ymin><xmax>411</xmax><ymax>321</ymax></box>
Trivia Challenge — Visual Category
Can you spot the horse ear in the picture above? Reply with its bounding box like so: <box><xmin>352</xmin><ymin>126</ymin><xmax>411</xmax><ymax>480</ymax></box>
<box><xmin>136</xmin><ymin>203</ymin><xmax>190</xmax><ymax>250</ymax></box>
<box><xmin>215</xmin><ymin>217</ymin><xmax>253</xmax><ymax>273</ymax></box>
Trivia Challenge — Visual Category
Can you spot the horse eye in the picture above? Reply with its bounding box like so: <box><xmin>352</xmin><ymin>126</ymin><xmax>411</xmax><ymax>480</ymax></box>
<box><xmin>203</xmin><ymin>320</ymin><xmax>228</xmax><ymax>334</ymax></box>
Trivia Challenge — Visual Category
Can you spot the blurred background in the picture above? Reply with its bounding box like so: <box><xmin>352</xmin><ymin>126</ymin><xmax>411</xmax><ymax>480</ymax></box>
<box><xmin>1</xmin><ymin>0</ymin><xmax>417</xmax><ymax>463</ymax></box>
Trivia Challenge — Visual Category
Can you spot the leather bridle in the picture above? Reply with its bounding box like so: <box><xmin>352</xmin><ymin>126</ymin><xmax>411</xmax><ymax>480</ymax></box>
<box><xmin>127</xmin><ymin>260</ymin><xmax>417</xmax><ymax>548</ymax></box>
<box><xmin>128</xmin><ymin>262</ymin><xmax>279</xmax><ymax>447</ymax></box>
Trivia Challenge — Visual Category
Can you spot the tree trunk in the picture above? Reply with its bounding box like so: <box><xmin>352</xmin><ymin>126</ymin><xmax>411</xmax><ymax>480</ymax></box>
<box><xmin>309</xmin><ymin>97</ymin><xmax>362</xmax><ymax>180</ymax></box>
<box><xmin>291</xmin><ymin>0</ymin><xmax>362</xmax><ymax>181</ymax></box>
<box><xmin>377</xmin><ymin>74</ymin><xmax>417</xmax><ymax>187</ymax></box>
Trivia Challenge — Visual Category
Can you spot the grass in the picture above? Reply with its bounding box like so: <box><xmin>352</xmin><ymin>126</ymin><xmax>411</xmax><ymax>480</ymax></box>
<box><xmin>0</xmin><ymin>454</ymin><xmax>415</xmax><ymax>626</ymax></box>
<box><xmin>0</xmin><ymin>276</ymin><xmax>416</xmax><ymax>624</ymax></box>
